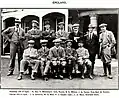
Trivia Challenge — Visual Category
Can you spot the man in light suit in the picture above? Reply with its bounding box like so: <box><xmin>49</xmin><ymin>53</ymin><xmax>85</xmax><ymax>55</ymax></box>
<box><xmin>49</xmin><ymin>39</ymin><xmax>66</xmax><ymax>79</ymax></box>
<box><xmin>27</xmin><ymin>20</ymin><xmax>42</xmax><ymax>49</ymax></box>
<box><xmin>17</xmin><ymin>40</ymin><xmax>40</xmax><ymax>80</ymax></box>
<box><xmin>2</xmin><ymin>19</ymin><xmax>25</xmax><ymax>76</ymax></box>
<box><xmin>99</xmin><ymin>23</ymin><xmax>116</xmax><ymax>79</ymax></box>
<box><xmin>38</xmin><ymin>40</ymin><xmax>50</xmax><ymax>81</ymax></box>
<box><xmin>84</xmin><ymin>24</ymin><xmax>98</xmax><ymax>75</ymax></box>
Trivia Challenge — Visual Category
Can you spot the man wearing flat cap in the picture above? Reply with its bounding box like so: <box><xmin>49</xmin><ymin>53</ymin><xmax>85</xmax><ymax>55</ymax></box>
<box><xmin>84</xmin><ymin>24</ymin><xmax>98</xmax><ymax>75</ymax></box>
<box><xmin>2</xmin><ymin>18</ymin><xmax>25</xmax><ymax>76</ymax></box>
<box><xmin>42</xmin><ymin>22</ymin><xmax>56</xmax><ymax>48</ymax></box>
<box><xmin>56</xmin><ymin>22</ymin><xmax>68</xmax><ymax>39</ymax></box>
<box><xmin>99</xmin><ymin>23</ymin><xmax>116</xmax><ymax>79</ymax></box>
<box><xmin>17</xmin><ymin>40</ymin><xmax>40</xmax><ymax>80</ymax></box>
<box><xmin>27</xmin><ymin>20</ymin><xmax>42</xmax><ymax>49</ymax></box>
<box><xmin>65</xmin><ymin>40</ymin><xmax>77</xmax><ymax>80</ymax></box>
<box><xmin>48</xmin><ymin>39</ymin><xmax>66</xmax><ymax>79</ymax></box>
<box><xmin>38</xmin><ymin>40</ymin><xmax>50</xmax><ymax>81</ymax></box>
<box><xmin>76</xmin><ymin>39</ymin><xmax>93</xmax><ymax>79</ymax></box>
<box><xmin>69</xmin><ymin>23</ymin><xmax>83</xmax><ymax>49</ymax></box>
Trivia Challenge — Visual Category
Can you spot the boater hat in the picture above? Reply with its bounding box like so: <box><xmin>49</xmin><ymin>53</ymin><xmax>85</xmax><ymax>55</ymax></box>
<box><xmin>58</xmin><ymin>22</ymin><xmax>64</xmax><ymax>25</ymax></box>
<box><xmin>88</xmin><ymin>24</ymin><xmax>95</xmax><ymax>28</ymax></box>
<box><xmin>72</xmin><ymin>23</ymin><xmax>79</xmax><ymax>27</ymax></box>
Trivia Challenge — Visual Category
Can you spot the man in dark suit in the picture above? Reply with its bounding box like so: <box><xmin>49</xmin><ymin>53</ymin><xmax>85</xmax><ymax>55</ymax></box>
<box><xmin>38</xmin><ymin>40</ymin><xmax>50</xmax><ymax>81</ymax></box>
<box><xmin>27</xmin><ymin>20</ymin><xmax>42</xmax><ymax>49</ymax></box>
<box><xmin>84</xmin><ymin>24</ymin><xmax>98</xmax><ymax>75</ymax></box>
<box><xmin>49</xmin><ymin>39</ymin><xmax>66</xmax><ymax>79</ymax></box>
<box><xmin>2</xmin><ymin>19</ymin><xmax>25</xmax><ymax>76</ymax></box>
<box><xmin>69</xmin><ymin>23</ymin><xmax>83</xmax><ymax>49</ymax></box>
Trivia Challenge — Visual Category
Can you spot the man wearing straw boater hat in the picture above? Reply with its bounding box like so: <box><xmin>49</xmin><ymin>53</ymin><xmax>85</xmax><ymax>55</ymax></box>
<box><xmin>2</xmin><ymin>18</ymin><xmax>25</xmax><ymax>76</ymax></box>
<box><xmin>38</xmin><ymin>40</ymin><xmax>50</xmax><ymax>81</ymax></box>
<box><xmin>99</xmin><ymin>23</ymin><xmax>116</xmax><ymax>79</ymax></box>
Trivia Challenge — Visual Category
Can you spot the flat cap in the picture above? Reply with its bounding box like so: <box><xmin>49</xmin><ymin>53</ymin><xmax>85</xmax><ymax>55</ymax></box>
<box><xmin>72</xmin><ymin>23</ymin><xmax>79</xmax><ymax>27</ymax></box>
<box><xmin>88</xmin><ymin>24</ymin><xmax>95</xmax><ymax>28</ymax></box>
<box><xmin>99</xmin><ymin>23</ymin><xmax>107</xmax><ymax>27</ymax></box>
<box><xmin>40</xmin><ymin>40</ymin><xmax>48</xmax><ymax>43</ymax></box>
<box><xmin>15</xmin><ymin>18</ymin><xmax>21</xmax><ymax>23</ymax></box>
<box><xmin>53</xmin><ymin>39</ymin><xmax>62</xmax><ymax>43</ymax></box>
<box><xmin>32</xmin><ymin>20</ymin><xmax>39</xmax><ymax>24</ymax></box>
<box><xmin>58</xmin><ymin>22</ymin><xmax>64</xmax><ymax>25</ymax></box>
<box><xmin>28</xmin><ymin>40</ymin><xmax>35</xmax><ymax>44</ymax></box>
<box><xmin>66</xmin><ymin>40</ymin><xmax>73</xmax><ymax>43</ymax></box>
<box><xmin>60</xmin><ymin>37</ymin><xmax>67</xmax><ymax>41</ymax></box>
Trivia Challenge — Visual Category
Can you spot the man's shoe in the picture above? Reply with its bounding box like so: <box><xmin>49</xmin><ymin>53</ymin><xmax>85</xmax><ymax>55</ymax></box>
<box><xmin>44</xmin><ymin>77</ymin><xmax>48</xmax><ymax>81</ymax></box>
<box><xmin>68</xmin><ymin>75</ymin><xmax>73</xmax><ymax>80</ymax></box>
<box><xmin>31</xmin><ymin>75</ymin><xmax>35</xmax><ymax>80</ymax></box>
<box><xmin>7</xmin><ymin>72</ymin><xmax>13</xmax><ymax>76</ymax></box>
<box><xmin>100</xmin><ymin>74</ymin><xmax>107</xmax><ymax>77</ymax></box>
<box><xmin>81</xmin><ymin>75</ymin><xmax>85</xmax><ymax>79</ymax></box>
<box><xmin>108</xmin><ymin>75</ymin><xmax>113</xmax><ymax>79</ymax></box>
<box><xmin>59</xmin><ymin>75</ymin><xmax>64</xmax><ymax>80</ymax></box>
<box><xmin>17</xmin><ymin>75</ymin><xmax>22</xmax><ymax>80</ymax></box>
<box><xmin>89</xmin><ymin>75</ymin><xmax>93</xmax><ymax>80</ymax></box>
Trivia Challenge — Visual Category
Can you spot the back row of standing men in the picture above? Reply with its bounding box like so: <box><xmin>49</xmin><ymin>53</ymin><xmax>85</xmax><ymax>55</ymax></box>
<box><xmin>2</xmin><ymin>18</ymin><xmax>116</xmax><ymax>81</ymax></box>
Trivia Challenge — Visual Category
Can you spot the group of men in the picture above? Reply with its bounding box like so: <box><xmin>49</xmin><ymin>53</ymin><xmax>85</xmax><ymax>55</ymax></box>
<box><xmin>2</xmin><ymin>18</ymin><xmax>116</xmax><ymax>81</ymax></box>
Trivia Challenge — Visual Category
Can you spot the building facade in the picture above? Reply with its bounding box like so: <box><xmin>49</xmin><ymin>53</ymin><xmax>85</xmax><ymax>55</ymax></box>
<box><xmin>1</xmin><ymin>9</ymin><xmax>118</xmax><ymax>56</ymax></box>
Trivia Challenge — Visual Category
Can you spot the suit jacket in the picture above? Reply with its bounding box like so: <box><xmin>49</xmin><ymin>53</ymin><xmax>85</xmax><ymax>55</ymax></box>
<box><xmin>27</xmin><ymin>28</ymin><xmax>42</xmax><ymax>49</ymax></box>
<box><xmin>68</xmin><ymin>31</ymin><xmax>83</xmax><ymax>49</ymax></box>
<box><xmin>65</xmin><ymin>47</ymin><xmax>77</xmax><ymax>58</ymax></box>
<box><xmin>99</xmin><ymin>30</ymin><xmax>116</xmax><ymax>54</ymax></box>
<box><xmin>23</xmin><ymin>47</ymin><xmax>38</xmax><ymax>60</ymax></box>
<box><xmin>2</xmin><ymin>26</ymin><xmax>25</xmax><ymax>49</ymax></box>
<box><xmin>38</xmin><ymin>47</ymin><xmax>49</xmax><ymax>59</ymax></box>
<box><xmin>84</xmin><ymin>31</ymin><xmax>99</xmax><ymax>55</ymax></box>
<box><xmin>49</xmin><ymin>46</ymin><xmax>65</xmax><ymax>60</ymax></box>
<box><xmin>56</xmin><ymin>29</ymin><xmax>68</xmax><ymax>39</ymax></box>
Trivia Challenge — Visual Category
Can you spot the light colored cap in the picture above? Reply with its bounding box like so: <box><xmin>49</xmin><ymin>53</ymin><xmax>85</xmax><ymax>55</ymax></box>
<box><xmin>99</xmin><ymin>23</ymin><xmax>107</xmax><ymax>27</ymax></box>
<box><xmin>28</xmin><ymin>40</ymin><xmax>35</xmax><ymax>44</ymax></box>
<box><xmin>58</xmin><ymin>22</ymin><xmax>64</xmax><ymax>25</ymax></box>
<box><xmin>32</xmin><ymin>20</ymin><xmax>39</xmax><ymax>24</ymax></box>
<box><xmin>40</xmin><ymin>40</ymin><xmax>48</xmax><ymax>43</ymax></box>
<box><xmin>53</xmin><ymin>39</ymin><xmax>62</xmax><ymax>43</ymax></box>
<box><xmin>66</xmin><ymin>40</ymin><xmax>73</xmax><ymax>43</ymax></box>
<box><xmin>15</xmin><ymin>18</ymin><xmax>21</xmax><ymax>23</ymax></box>
<box><xmin>72</xmin><ymin>23</ymin><xmax>79</xmax><ymax>27</ymax></box>
<box><xmin>88</xmin><ymin>24</ymin><xmax>95</xmax><ymax>28</ymax></box>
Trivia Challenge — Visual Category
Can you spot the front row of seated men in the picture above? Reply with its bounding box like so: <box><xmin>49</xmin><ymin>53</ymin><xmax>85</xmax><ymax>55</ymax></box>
<box><xmin>17</xmin><ymin>38</ymin><xmax>93</xmax><ymax>81</ymax></box>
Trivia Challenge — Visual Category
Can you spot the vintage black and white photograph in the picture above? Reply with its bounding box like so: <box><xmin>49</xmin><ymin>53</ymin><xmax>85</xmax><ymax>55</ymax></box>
<box><xmin>0</xmin><ymin>8</ymin><xmax>118</xmax><ymax>89</ymax></box>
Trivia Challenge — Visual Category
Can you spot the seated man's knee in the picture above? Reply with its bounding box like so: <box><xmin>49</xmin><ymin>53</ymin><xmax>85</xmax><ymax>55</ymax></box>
<box><xmin>85</xmin><ymin>59</ymin><xmax>92</xmax><ymax>67</ymax></box>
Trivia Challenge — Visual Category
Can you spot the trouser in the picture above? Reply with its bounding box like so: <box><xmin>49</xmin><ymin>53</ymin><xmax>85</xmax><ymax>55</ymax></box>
<box><xmin>40</xmin><ymin>60</ymin><xmax>51</xmax><ymax>76</ymax></box>
<box><xmin>51</xmin><ymin>59</ymin><xmax>66</xmax><ymax>76</ymax></box>
<box><xmin>101</xmin><ymin>46</ymin><xmax>112</xmax><ymax>75</ymax></box>
<box><xmin>20</xmin><ymin>59</ymin><xmax>40</xmax><ymax>73</ymax></box>
<box><xmin>66</xmin><ymin>58</ymin><xmax>76</xmax><ymax>76</ymax></box>
<box><xmin>89</xmin><ymin>54</ymin><xmax>96</xmax><ymax>74</ymax></box>
<box><xmin>103</xmin><ymin>62</ymin><xmax>111</xmax><ymax>75</ymax></box>
<box><xmin>77</xmin><ymin>58</ymin><xmax>92</xmax><ymax>76</ymax></box>
<box><xmin>9</xmin><ymin>42</ymin><xmax>23</xmax><ymax>73</ymax></box>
